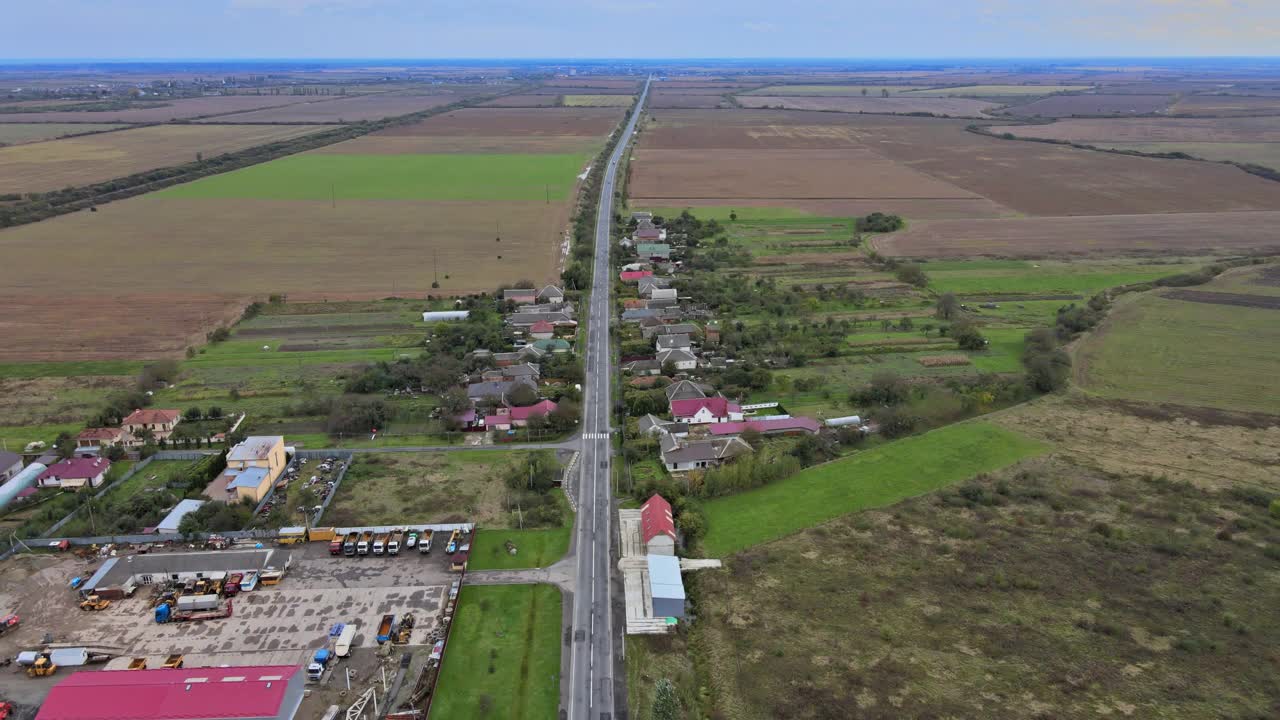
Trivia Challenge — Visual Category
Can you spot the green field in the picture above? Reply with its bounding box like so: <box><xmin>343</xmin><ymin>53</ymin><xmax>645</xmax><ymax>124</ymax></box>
<box><xmin>0</xmin><ymin>123</ymin><xmax>127</xmax><ymax>144</ymax></box>
<box><xmin>431</xmin><ymin>585</ymin><xmax>562</xmax><ymax>720</ymax></box>
<box><xmin>467</xmin><ymin>526</ymin><xmax>572</xmax><ymax>570</ymax></box>
<box><xmin>905</xmin><ymin>84</ymin><xmax>1091</xmax><ymax>96</ymax></box>
<box><xmin>701</xmin><ymin>422</ymin><xmax>1048</xmax><ymax>557</ymax></box>
<box><xmin>926</xmin><ymin>260</ymin><xmax>1203</xmax><ymax>296</ymax></box>
<box><xmin>158</xmin><ymin>153</ymin><xmax>589</xmax><ymax>201</ymax></box>
<box><xmin>1077</xmin><ymin>282</ymin><xmax>1280</xmax><ymax>415</ymax></box>
<box><xmin>1094</xmin><ymin>141</ymin><xmax>1280</xmax><ymax>172</ymax></box>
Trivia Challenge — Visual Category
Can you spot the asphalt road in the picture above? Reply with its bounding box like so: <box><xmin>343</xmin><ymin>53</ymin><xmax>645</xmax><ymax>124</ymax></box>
<box><xmin>568</xmin><ymin>76</ymin><xmax>651</xmax><ymax>720</ymax></box>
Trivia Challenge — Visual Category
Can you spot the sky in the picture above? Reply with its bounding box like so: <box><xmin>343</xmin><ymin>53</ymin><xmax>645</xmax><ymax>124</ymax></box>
<box><xmin>5</xmin><ymin>0</ymin><xmax>1280</xmax><ymax>59</ymax></box>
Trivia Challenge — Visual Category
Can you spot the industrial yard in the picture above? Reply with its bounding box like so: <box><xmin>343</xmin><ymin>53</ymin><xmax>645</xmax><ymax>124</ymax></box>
<box><xmin>0</xmin><ymin>537</ymin><xmax>468</xmax><ymax>719</ymax></box>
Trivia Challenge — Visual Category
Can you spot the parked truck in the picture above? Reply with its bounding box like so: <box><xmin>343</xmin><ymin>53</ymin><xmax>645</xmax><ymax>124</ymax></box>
<box><xmin>307</xmin><ymin>649</ymin><xmax>332</xmax><ymax>681</ymax></box>
<box><xmin>342</xmin><ymin>531</ymin><xmax>360</xmax><ymax>556</ymax></box>
<box><xmin>387</xmin><ymin>530</ymin><xmax>405</xmax><ymax>556</ymax></box>
<box><xmin>356</xmin><ymin>531</ymin><xmax>373</xmax><ymax>556</ymax></box>
<box><xmin>372</xmin><ymin>533</ymin><xmax>389</xmax><ymax>556</ymax></box>
<box><xmin>375</xmin><ymin>614</ymin><xmax>395</xmax><ymax>644</ymax></box>
<box><xmin>418</xmin><ymin>530</ymin><xmax>433</xmax><ymax>554</ymax></box>
<box><xmin>334</xmin><ymin>623</ymin><xmax>357</xmax><ymax>658</ymax></box>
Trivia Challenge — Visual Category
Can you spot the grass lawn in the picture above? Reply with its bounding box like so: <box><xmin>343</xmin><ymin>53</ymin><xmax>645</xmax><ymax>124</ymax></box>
<box><xmin>1077</xmin><ymin>286</ymin><xmax>1280</xmax><ymax>415</ymax></box>
<box><xmin>323</xmin><ymin>450</ymin><xmax>545</xmax><ymax>528</ymax></box>
<box><xmin>701</xmin><ymin>422</ymin><xmax>1048</xmax><ymax>557</ymax></box>
<box><xmin>467</xmin><ymin>526</ymin><xmax>572</xmax><ymax>570</ymax></box>
<box><xmin>158</xmin><ymin>153</ymin><xmax>589</xmax><ymax>201</ymax></box>
<box><xmin>431</xmin><ymin>585</ymin><xmax>562</xmax><ymax>720</ymax></box>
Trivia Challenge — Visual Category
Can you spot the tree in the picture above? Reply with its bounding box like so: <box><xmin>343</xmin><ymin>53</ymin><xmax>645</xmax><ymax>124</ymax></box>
<box><xmin>652</xmin><ymin>678</ymin><xmax>680</xmax><ymax>720</ymax></box>
<box><xmin>936</xmin><ymin>292</ymin><xmax>959</xmax><ymax>320</ymax></box>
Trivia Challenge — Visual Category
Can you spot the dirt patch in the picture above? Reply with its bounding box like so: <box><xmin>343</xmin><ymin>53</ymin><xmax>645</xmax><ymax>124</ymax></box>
<box><xmin>1163</xmin><ymin>289</ymin><xmax>1280</xmax><ymax>310</ymax></box>
<box><xmin>872</xmin><ymin>212</ymin><xmax>1280</xmax><ymax>258</ymax></box>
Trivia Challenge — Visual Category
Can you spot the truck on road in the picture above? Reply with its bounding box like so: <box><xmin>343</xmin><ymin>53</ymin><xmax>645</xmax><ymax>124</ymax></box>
<box><xmin>356</xmin><ymin>531</ymin><xmax>373</xmax><ymax>556</ymax></box>
<box><xmin>334</xmin><ymin>623</ymin><xmax>357</xmax><ymax>658</ymax></box>
<box><xmin>376</xmin><ymin>614</ymin><xmax>395</xmax><ymax>644</ymax></box>
<box><xmin>387</xmin><ymin>530</ymin><xmax>405</xmax><ymax>556</ymax></box>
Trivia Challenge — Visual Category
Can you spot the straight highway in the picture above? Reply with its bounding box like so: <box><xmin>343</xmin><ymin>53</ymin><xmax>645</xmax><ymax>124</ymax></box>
<box><xmin>568</xmin><ymin>75</ymin><xmax>651</xmax><ymax>720</ymax></box>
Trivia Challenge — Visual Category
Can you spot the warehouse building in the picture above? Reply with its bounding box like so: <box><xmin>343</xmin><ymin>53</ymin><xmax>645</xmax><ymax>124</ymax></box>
<box><xmin>82</xmin><ymin>549</ymin><xmax>286</xmax><ymax>599</ymax></box>
<box><xmin>647</xmin><ymin>554</ymin><xmax>686</xmax><ymax>620</ymax></box>
<box><xmin>36</xmin><ymin>665</ymin><xmax>304</xmax><ymax>720</ymax></box>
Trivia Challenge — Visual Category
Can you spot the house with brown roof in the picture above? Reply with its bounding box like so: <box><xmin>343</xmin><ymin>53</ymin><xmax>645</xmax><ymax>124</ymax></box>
<box><xmin>122</xmin><ymin>408</ymin><xmax>181</xmax><ymax>443</ymax></box>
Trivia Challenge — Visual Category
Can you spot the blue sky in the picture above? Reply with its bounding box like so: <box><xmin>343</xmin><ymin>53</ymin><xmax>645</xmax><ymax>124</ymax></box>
<box><xmin>6</xmin><ymin>0</ymin><xmax>1280</xmax><ymax>59</ymax></box>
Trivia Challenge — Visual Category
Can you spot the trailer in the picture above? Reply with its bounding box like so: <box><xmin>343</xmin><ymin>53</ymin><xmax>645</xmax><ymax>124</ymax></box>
<box><xmin>376</xmin><ymin>614</ymin><xmax>395</xmax><ymax>644</ymax></box>
<box><xmin>418</xmin><ymin>530</ymin><xmax>433</xmax><ymax>554</ymax></box>
<box><xmin>387</xmin><ymin>530</ymin><xmax>405</xmax><ymax>556</ymax></box>
<box><xmin>356</xmin><ymin>531</ymin><xmax>373</xmax><ymax>556</ymax></box>
<box><xmin>343</xmin><ymin>531</ymin><xmax>360</xmax><ymax>556</ymax></box>
<box><xmin>334</xmin><ymin>623</ymin><xmax>358</xmax><ymax>658</ymax></box>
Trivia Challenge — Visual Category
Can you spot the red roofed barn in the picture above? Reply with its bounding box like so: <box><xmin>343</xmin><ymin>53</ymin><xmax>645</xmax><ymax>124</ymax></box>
<box><xmin>641</xmin><ymin>493</ymin><xmax>676</xmax><ymax>556</ymax></box>
<box><xmin>36</xmin><ymin>665</ymin><xmax>305</xmax><ymax>720</ymax></box>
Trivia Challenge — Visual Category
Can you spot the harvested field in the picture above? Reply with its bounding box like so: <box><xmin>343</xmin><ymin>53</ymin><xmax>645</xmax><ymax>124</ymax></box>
<box><xmin>0</xmin><ymin>196</ymin><xmax>569</xmax><ymax>360</ymax></box>
<box><xmin>0</xmin><ymin>94</ymin><xmax>329</xmax><ymax>123</ymax></box>
<box><xmin>917</xmin><ymin>354</ymin><xmax>971</xmax><ymax>367</ymax></box>
<box><xmin>737</xmin><ymin>95</ymin><xmax>998</xmax><ymax>116</ymax></box>
<box><xmin>0</xmin><ymin>123</ymin><xmax>327</xmax><ymax>194</ymax></box>
<box><xmin>1173</xmin><ymin>94</ymin><xmax>1280</xmax><ymax>116</ymax></box>
<box><xmin>195</xmin><ymin>93</ymin><xmax>465</xmax><ymax>123</ymax></box>
<box><xmin>1162</xmin><ymin>289</ymin><xmax>1280</xmax><ymax>310</ymax></box>
<box><xmin>1002</xmin><ymin>93</ymin><xmax>1173</xmax><ymax>116</ymax></box>
<box><xmin>872</xmin><ymin>212</ymin><xmax>1280</xmax><ymax>257</ymax></box>
<box><xmin>1005</xmin><ymin>116</ymin><xmax>1280</xmax><ymax>144</ymax></box>
<box><xmin>562</xmin><ymin>94</ymin><xmax>633</xmax><ymax>107</ymax></box>
<box><xmin>375</xmin><ymin>106</ymin><xmax>623</xmax><ymax>137</ymax></box>
<box><xmin>629</xmin><ymin>148</ymin><xmax>979</xmax><ymax>200</ymax></box>
<box><xmin>649</xmin><ymin>93</ymin><xmax>732</xmax><ymax>108</ymax></box>
<box><xmin>0</xmin><ymin>123</ymin><xmax>127</xmax><ymax>145</ymax></box>
<box><xmin>478</xmin><ymin>94</ymin><xmax>562</xmax><ymax>107</ymax></box>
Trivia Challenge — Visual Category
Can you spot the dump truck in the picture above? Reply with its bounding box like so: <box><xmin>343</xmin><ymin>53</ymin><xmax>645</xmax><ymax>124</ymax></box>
<box><xmin>387</xmin><ymin>530</ymin><xmax>405</xmax><ymax>556</ymax></box>
<box><xmin>372</xmin><ymin>533</ymin><xmax>389</xmax><ymax>556</ymax></box>
<box><xmin>356</xmin><ymin>531</ymin><xmax>373</xmax><ymax>556</ymax></box>
<box><xmin>79</xmin><ymin>595</ymin><xmax>111</xmax><ymax>612</ymax></box>
<box><xmin>418</xmin><ymin>530</ymin><xmax>433</xmax><ymax>554</ymax></box>
<box><xmin>342</xmin><ymin>531</ymin><xmax>360</xmax><ymax>556</ymax></box>
<box><xmin>445</xmin><ymin>529</ymin><xmax>461</xmax><ymax>555</ymax></box>
<box><xmin>307</xmin><ymin>649</ymin><xmax>331</xmax><ymax>681</ymax></box>
<box><xmin>334</xmin><ymin>623</ymin><xmax>357</xmax><ymax>658</ymax></box>
<box><xmin>278</xmin><ymin>527</ymin><xmax>308</xmax><ymax>545</ymax></box>
<box><xmin>376</xmin><ymin>614</ymin><xmax>395</xmax><ymax>644</ymax></box>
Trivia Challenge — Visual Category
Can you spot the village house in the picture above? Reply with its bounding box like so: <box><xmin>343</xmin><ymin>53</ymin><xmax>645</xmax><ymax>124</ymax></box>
<box><xmin>37</xmin><ymin>457</ymin><xmax>111</xmax><ymax>489</ymax></box>
<box><xmin>122</xmin><ymin>408</ymin><xmax>181</xmax><ymax>443</ymax></box>
<box><xmin>657</xmin><ymin>348</ymin><xmax>698</xmax><ymax>371</ymax></box>
<box><xmin>484</xmin><ymin>399</ymin><xmax>558</xmax><ymax>432</ymax></box>
<box><xmin>640</xmin><ymin>494</ymin><xmax>677</xmax><ymax>555</ymax></box>
<box><xmin>203</xmin><ymin>435</ymin><xmax>287</xmax><ymax>504</ymax></box>
<box><xmin>660</xmin><ymin>435</ymin><xmax>753</xmax><ymax>473</ymax></box>
<box><xmin>75</xmin><ymin>427</ymin><xmax>129</xmax><ymax>453</ymax></box>
<box><xmin>670</xmin><ymin>396</ymin><xmax>743</xmax><ymax>425</ymax></box>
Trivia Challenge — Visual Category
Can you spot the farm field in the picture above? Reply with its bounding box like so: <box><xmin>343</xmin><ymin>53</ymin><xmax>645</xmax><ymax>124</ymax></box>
<box><xmin>1001</xmin><ymin>93</ymin><xmax>1173</xmax><ymax>116</ymax></box>
<box><xmin>736</xmin><ymin>95</ymin><xmax>998</xmax><ymax>116</ymax></box>
<box><xmin>0</xmin><ymin>94</ymin><xmax>333</xmax><ymax>123</ymax></box>
<box><xmin>1004</xmin><ymin>116</ymin><xmax>1280</xmax><ymax>143</ymax></box>
<box><xmin>562</xmin><ymin>94</ymin><xmax>633</xmax><ymax>106</ymax></box>
<box><xmin>1172</xmin><ymin>94</ymin><xmax>1280</xmax><ymax>116</ymax></box>
<box><xmin>1075</xmin><ymin>266</ymin><xmax>1280</xmax><ymax>416</ymax></box>
<box><xmin>904</xmin><ymin>84</ymin><xmax>1092</xmax><ymax>95</ymax></box>
<box><xmin>157</xmin><ymin>152</ymin><xmax>589</xmax><ymax>201</ymax></box>
<box><xmin>871</xmin><ymin>211</ymin><xmax>1280</xmax><ymax>257</ymax></box>
<box><xmin>324</xmin><ymin>451</ymin><xmax>548</xmax><ymax>529</ymax></box>
<box><xmin>431</xmin><ymin>585</ymin><xmax>561</xmax><ymax>720</ymax></box>
<box><xmin>0</xmin><ymin>123</ymin><xmax>328</xmax><ymax>194</ymax></box>
<box><xmin>0</xmin><ymin>123</ymin><xmax>127</xmax><ymax>144</ymax></box>
<box><xmin>700</xmin><ymin>422</ymin><xmax>1047</xmax><ymax>557</ymax></box>
<box><xmin>691</xmin><ymin>453</ymin><xmax>1280</xmax><ymax>719</ymax></box>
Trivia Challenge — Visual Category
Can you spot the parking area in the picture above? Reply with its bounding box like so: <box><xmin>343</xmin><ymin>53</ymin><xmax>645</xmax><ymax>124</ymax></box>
<box><xmin>0</xmin><ymin>539</ymin><xmax>456</xmax><ymax>715</ymax></box>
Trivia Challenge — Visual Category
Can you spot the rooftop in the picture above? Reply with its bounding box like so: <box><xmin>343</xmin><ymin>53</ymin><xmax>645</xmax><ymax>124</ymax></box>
<box><xmin>36</xmin><ymin>665</ymin><xmax>302</xmax><ymax>720</ymax></box>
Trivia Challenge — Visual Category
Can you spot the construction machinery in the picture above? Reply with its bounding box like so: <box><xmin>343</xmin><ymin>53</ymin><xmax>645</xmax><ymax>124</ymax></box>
<box><xmin>79</xmin><ymin>595</ymin><xmax>111</xmax><ymax>612</ymax></box>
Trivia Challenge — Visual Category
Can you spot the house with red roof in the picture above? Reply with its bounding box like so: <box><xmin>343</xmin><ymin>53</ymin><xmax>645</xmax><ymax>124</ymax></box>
<box><xmin>620</xmin><ymin>270</ymin><xmax>654</xmax><ymax>283</ymax></box>
<box><xmin>122</xmin><ymin>408</ymin><xmax>181</xmax><ymax>443</ymax></box>
<box><xmin>36</xmin><ymin>664</ymin><xmax>305</xmax><ymax>720</ymax></box>
<box><xmin>37</xmin><ymin>456</ymin><xmax>111</xmax><ymax>490</ymax></box>
<box><xmin>529</xmin><ymin>319</ymin><xmax>555</xmax><ymax>340</ymax></box>
<box><xmin>709</xmin><ymin>417</ymin><xmax>821</xmax><ymax>437</ymax></box>
<box><xmin>670</xmin><ymin>396</ymin><xmax>743</xmax><ymax>425</ymax></box>
<box><xmin>640</xmin><ymin>494</ymin><xmax>676</xmax><ymax>556</ymax></box>
<box><xmin>485</xmin><ymin>399</ymin><xmax>559</xmax><ymax>431</ymax></box>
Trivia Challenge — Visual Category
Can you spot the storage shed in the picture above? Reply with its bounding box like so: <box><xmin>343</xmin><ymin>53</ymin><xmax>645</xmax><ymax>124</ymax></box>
<box><xmin>647</xmin><ymin>554</ymin><xmax>686</xmax><ymax>620</ymax></box>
